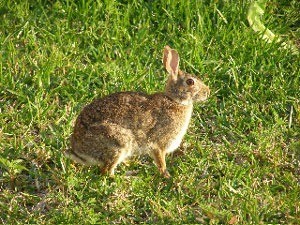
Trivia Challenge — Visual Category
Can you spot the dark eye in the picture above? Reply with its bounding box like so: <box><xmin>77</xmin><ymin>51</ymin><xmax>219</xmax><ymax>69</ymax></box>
<box><xmin>186</xmin><ymin>78</ymin><xmax>194</xmax><ymax>86</ymax></box>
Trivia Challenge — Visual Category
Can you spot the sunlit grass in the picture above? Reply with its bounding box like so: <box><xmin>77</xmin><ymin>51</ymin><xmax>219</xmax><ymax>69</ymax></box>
<box><xmin>0</xmin><ymin>0</ymin><xmax>299</xmax><ymax>224</ymax></box>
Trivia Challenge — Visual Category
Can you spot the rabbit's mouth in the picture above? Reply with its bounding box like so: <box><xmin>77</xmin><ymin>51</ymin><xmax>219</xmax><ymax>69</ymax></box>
<box><xmin>194</xmin><ymin>87</ymin><xmax>210</xmax><ymax>102</ymax></box>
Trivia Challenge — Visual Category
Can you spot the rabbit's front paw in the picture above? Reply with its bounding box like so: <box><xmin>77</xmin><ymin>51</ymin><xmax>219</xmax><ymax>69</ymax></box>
<box><xmin>163</xmin><ymin>170</ymin><xmax>171</xmax><ymax>178</ymax></box>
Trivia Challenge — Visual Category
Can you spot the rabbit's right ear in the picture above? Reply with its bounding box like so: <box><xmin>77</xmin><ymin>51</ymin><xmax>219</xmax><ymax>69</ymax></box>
<box><xmin>163</xmin><ymin>46</ymin><xmax>180</xmax><ymax>80</ymax></box>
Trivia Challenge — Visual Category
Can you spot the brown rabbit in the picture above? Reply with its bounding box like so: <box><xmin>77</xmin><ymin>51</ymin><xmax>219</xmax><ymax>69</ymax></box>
<box><xmin>65</xmin><ymin>46</ymin><xmax>210</xmax><ymax>178</ymax></box>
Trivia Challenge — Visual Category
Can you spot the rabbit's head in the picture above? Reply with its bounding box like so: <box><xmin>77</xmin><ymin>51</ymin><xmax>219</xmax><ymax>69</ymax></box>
<box><xmin>163</xmin><ymin>46</ymin><xmax>210</xmax><ymax>106</ymax></box>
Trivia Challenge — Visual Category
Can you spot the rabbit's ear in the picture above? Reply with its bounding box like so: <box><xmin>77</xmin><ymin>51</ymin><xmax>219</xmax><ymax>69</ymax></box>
<box><xmin>163</xmin><ymin>46</ymin><xmax>180</xmax><ymax>79</ymax></box>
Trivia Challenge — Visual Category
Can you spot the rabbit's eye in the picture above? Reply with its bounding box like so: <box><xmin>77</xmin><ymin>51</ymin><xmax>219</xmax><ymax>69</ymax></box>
<box><xmin>186</xmin><ymin>79</ymin><xmax>194</xmax><ymax>86</ymax></box>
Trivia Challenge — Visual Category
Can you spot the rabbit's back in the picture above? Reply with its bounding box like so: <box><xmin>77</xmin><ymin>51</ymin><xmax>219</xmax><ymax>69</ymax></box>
<box><xmin>72</xmin><ymin>91</ymin><xmax>192</xmax><ymax>155</ymax></box>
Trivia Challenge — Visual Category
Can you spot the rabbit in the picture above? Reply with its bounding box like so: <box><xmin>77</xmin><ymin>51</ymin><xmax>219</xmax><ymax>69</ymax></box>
<box><xmin>65</xmin><ymin>46</ymin><xmax>210</xmax><ymax>178</ymax></box>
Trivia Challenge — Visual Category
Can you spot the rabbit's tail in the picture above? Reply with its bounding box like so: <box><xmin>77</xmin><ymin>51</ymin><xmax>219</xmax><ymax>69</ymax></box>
<box><xmin>64</xmin><ymin>148</ymin><xmax>103</xmax><ymax>166</ymax></box>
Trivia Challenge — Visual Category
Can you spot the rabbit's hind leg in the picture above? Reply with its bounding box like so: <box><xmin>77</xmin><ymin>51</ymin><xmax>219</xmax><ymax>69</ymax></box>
<box><xmin>100</xmin><ymin>149</ymin><xmax>130</xmax><ymax>176</ymax></box>
<box><xmin>93</xmin><ymin>122</ymin><xmax>136</xmax><ymax>176</ymax></box>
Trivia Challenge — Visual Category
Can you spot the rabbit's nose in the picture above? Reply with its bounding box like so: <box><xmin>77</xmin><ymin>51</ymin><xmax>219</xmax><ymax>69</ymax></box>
<box><xmin>203</xmin><ymin>86</ymin><xmax>210</xmax><ymax>98</ymax></box>
<box><xmin>206</xmin><ymin>87</ymin><xmax>210</xmax><ymax>98</ymax></box>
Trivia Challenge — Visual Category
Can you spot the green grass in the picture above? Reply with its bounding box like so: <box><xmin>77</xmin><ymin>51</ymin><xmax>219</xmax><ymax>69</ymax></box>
<box><xmin>0</xmin><ymin>0</ymin><xmax>300</xmax><ymax>224</ymax></box>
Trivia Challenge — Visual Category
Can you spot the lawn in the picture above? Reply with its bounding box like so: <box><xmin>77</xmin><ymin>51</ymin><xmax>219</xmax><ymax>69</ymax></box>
<box><xmin>0</xmin><ymin>0</ymin><xmax>300</xmax><ymax>224</ymax></box>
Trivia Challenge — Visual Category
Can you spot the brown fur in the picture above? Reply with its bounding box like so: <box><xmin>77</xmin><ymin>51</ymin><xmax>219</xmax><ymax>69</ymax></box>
<box><xmin>66</xmin><ymin>46</ymin><xmax>210</xmax><ymax>177</ymax></box>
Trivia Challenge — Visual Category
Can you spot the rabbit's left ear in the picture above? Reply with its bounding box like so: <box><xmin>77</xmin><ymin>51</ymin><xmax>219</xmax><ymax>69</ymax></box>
<box><xmin>163</xmin><ymin>46</ymin><xmax>180</xmax><ymax>80</ymax></box>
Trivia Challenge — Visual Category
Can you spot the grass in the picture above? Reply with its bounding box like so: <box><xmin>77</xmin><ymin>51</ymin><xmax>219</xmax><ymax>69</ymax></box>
<box><xmin>0</xmin><ymin>0</ymin><xmax>299</xmax><ymax>224</ymax></box>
